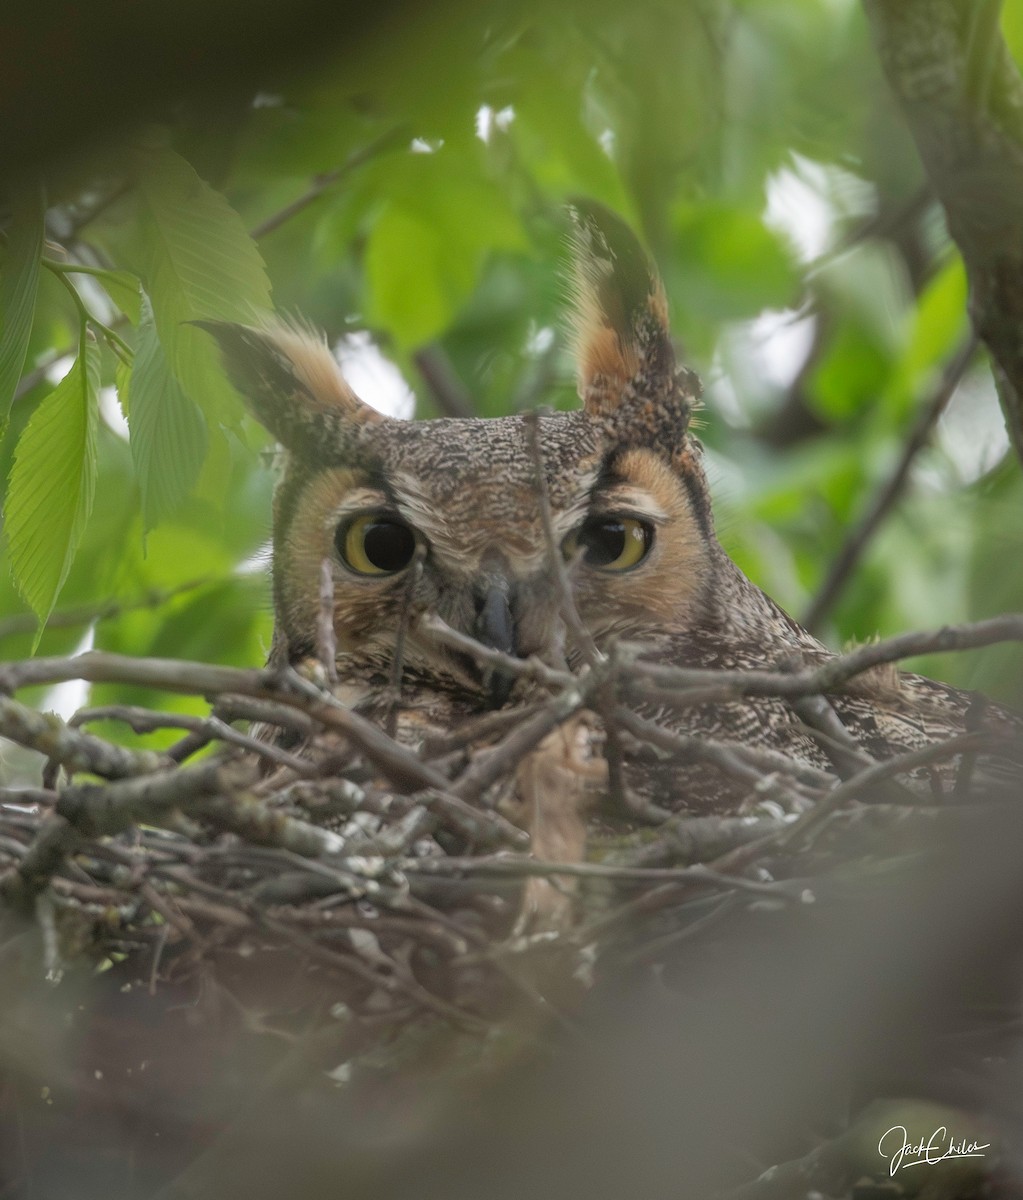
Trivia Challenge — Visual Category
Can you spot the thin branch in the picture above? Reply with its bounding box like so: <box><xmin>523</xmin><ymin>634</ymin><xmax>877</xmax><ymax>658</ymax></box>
<box><xmin>420</xmin><ymin>612</ymin><xmax>572</xmax><ymax>691</ymax></box>
<box><xmin>0</xmin><ymin>579</ymin><xmax>210</xmax><ymax>641</ymax></box>
<box><xmin>0</xmin><ymin>652</ymin><xmax>452</xmax><ymax>794</ymax></box>
<box><xmin>397</xmin><ymin>852</ymin><xmax>809</xmax><ymax>901</ymax></box>
<box><xmin>70</xmin><ymin>704</ymin><xmax>316</xmax><ymax>775</ymax></box>
<box><xmin>0</xmin><ymin>694</ymin><xmax>168</xmax><ymax>780</ymax></box>
<box><xmin>803</xmin><ymin>335</ymin><xmax>977</xmax><ymax>631</ymax></box>
<box><xmin>777</xmin><ymin>729</ymin><xmax>1020</xmax><ymax>847</ymax></box>
<box><xmin>523</xmin><ymin>409</ymin><xmax>601</xmax><ymax>668</ymax></box>
<box><xmin>13</xmin><ymin>127</ymin><xmax>409</xmax><ymax>407</ymax></box>
<box><xmin>247</xmin><ymin>125</ymin><xmax>409</xmax><ymax>240</ymax></box>
<box><xmin>315</xmin><ymin>558</ymin><xmax>339</xmax><ymax>687</ymax></box>
<box><xmin>452</xmin><ymin>688</ymin><xmax>586</xmax><ymax>801</ymax></box>
<box><xmin>616</xmin><ymin>708</ymin><xmax>828</xmax><ymax>809</ymax></box>
<box><xmin>624</xmin><ymin>613</ymin><xmax>1023</xmax><ymax>705</ymax></box>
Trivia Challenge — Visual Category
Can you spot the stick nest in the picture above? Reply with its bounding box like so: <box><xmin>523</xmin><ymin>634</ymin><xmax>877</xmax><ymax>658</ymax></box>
<box><xmin>2</xmin><ymin>625</ymin><xmax>1023</xmax><ymax>1199</ymax></box>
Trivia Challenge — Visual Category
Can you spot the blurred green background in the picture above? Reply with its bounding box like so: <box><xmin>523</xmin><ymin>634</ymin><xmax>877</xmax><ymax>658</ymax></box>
<box><xmin>2</xmin><ymin>0</ymin><xmax>1022</xmax><ymax>771</ymax></box>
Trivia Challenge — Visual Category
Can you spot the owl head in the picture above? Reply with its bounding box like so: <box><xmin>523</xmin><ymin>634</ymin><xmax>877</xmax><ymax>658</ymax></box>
<box><xmin>199</xmin><ymin>203</ymin><xmax>714</xmax><ymax>704</ymax></box>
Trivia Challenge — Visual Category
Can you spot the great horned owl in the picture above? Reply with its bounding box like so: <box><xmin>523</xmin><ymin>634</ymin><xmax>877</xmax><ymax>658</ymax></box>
<box><xmin>199</xmin><ymin>203</ymin><xmax>1021</xmax><ymax>840</ymax></box>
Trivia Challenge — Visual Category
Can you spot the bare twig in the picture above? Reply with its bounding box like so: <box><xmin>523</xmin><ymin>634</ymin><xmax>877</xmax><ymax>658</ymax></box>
<box><xmin>316</xmin><ymin>559</ymin><xmax>339</xmax><ymax>687</ymax></box>
<box><xmin>803</xmin><ymin>335</ymin><xmax>977</xmax><ymax>630</ymax></box>
<box><xmin>0</xmin><ymin>694</ymin><xmax>168</xmax><ymax>780</ymax></box>
<box><xmin>398</xmin><ymin>852</ymin><xmax>808</xmax><ymax>901</ymax></box>
<box><xmin>452</xmin><ymin>688</ymin><xmax>586</xmax><ymax>801</ymax></box>
<box><xmin>777</xmin><ymin>729</ymin><xmax>1020</xmax><ymax>847</ymax></box>
<box><xmin>624</xmin><ymin>613</ymin><xmax>1023</xmax><ymax>705</ymax></box>
<box><xmin>617</xmin><ymin>707</ymin><xmax>834</xmax><ymax>790</ymax></box>
<box><xmin>70</xmin><ymin>704</ymin><xmax>315</xmax><ymax>775</ymax></box>
<box><xmin>247</xmin><ymin>125</ymin><xmax>409</xmax><ymax>240</ymax></box>
<box><xmin>523</xmin><ymin>408</ymin><xmax>601</xmax><ymax>668</ymax></box>
<box><xmin>420</xmin><ymin>612</ymin><xmax>572</xmax><ymax>691</ymax></box>
<box><xmin>0</xmin><ymin>653</ymin><xmax>452</xmax><ymax>794</ymax></box>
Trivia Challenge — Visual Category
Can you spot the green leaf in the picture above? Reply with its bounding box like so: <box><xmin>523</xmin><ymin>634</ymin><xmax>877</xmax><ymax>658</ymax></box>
<box><xmin>671</xmin><ymin>203</ymin><xmax>797</xmax><ymax>320</ymax></box>
<box><xmin>126</xmin><ymin>306</ymin><xmax>209</xmax><ymax>530</ymax></box>
<box><xmin>366</xmin><ymin>207</ymin><xmax>450</xmax><ymax>347</ymax></box>
<box><xmin>884</xmin><ymin>255</ymin><xmax>968</xmax><ymax>407</ymax></box>
<box><xmin>365</xmin><ymin>152</ymin><xmax>527</xmax><ymax>348</ymax></box>
<box><xmin>4</xmin><ymin>340</ymin><xmax>100</xmax><ymax>633</ymax></box>
<box><xmin>115</xmin><ymin>355</ymin><xmax>132</xmax><ymax>419</ymax></box>
<box><xmin>809</xmin><ymin>322</ymin><xmax>891</xmax><ymax>419</ymax></box>
<box><xmin>0</xmin><ymin>184</ymin><xmax>44</xmax><ymax>430</ymax></box>
<box><xmin>93</xmin><ymin>268</ymin><xmax>143</xmax><ymax>324</ymax></box>
<box><xmin>134</xmin><ymin>147</ymin><xmax>272</xmax><ymax>418</ymax></box>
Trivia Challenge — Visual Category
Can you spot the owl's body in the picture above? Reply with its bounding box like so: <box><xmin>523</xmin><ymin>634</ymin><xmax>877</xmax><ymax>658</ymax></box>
<box><xmin>202</xmin><ymin>204</ymin><xmax>1021</xmax><ymax>848</ymax></box>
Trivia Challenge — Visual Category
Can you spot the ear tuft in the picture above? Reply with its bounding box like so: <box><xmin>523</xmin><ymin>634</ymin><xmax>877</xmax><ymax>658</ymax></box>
<box><xmin>194</xmin><ymin>317</ymin><xmax>380</xmax><ymax>455</ymax></box>
<box><xmin>567</xmin><ymin>201</ymin><xmax>675</xmax><ymax>416</ymax></box>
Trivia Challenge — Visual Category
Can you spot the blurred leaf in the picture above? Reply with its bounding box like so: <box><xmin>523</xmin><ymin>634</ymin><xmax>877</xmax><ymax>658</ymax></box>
<box><xmin>499</xmin><ymin>37</ymin><xmax>628</xmax><ymax>206</ymax></box>
<box><xmin>809</xmin><ymin>322</ymin><xmax>891</xmax><ymax>420</ymax></box>
<box><xmin>88</xmin><ymin>576</ymin><xmax>272</xmax><ymax>739</ymax></box>
<box><xmin>367</xmin><ymin>207</ymin><xmax>450</xmax><ymax>347</ymax></box>
<box><xmin>134</xmin><ymin>145</ymin><xmax>272</xmax><ymax>419</ymax></box>
<box><xmin>671</xmin><ymin>203</ymin><xmax>797</xmax><ymax>320</ymax></box>
<box><xmin>1002</xmin><ymin>1</ymin><xmax>1023</xmax><ymax>69</ymax></box>
<box><xmin>0</xmin><ymin>184</ymin><xmax>44</xmax><ymax>431</ymax></box>
<box><xmin>4</xmin><ymin>341</ymin><xmax>100</xmax><ymax>632</ymax></box>
<box><xmin>115</xmin><ymin>354</ymin><xmax>132</xmax><ymax>417</ymax></box>
<box><xmin>93</xmin><ymin>268</ymin><xmax>143</xmax><ymax>324</ymax></box>
<box><xmin>126</xmin><ymin>305</ymin><xmax>209</xmax><ymax>530</ymax></box>
<box><xmin>883</xmin><ymin>254</ymin><xmax>968</xmax><ymax>408</ymax></box>
<box><xmin>365</xmin><ymin>151</ymin><xmax>527</xmax><ymax>347</ymax></box>
<box><xmin>814</xmin><ymin>244</ymin><xmax>909</xmax><ymax>352</ymax></box>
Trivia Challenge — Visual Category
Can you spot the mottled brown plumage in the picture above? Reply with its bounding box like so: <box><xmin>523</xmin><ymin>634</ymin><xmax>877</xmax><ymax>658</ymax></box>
<box><xmin>200</xmin><ymin>203</ymin><xmax>1021</xmax><ymax>844</ymax></box>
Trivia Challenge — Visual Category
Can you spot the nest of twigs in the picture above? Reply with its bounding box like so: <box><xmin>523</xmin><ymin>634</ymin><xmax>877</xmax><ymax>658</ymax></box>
<box><xmin>2</xmin><ymin>623</ymin><xmax>1023</xmax><ymax>1200</ymax></box>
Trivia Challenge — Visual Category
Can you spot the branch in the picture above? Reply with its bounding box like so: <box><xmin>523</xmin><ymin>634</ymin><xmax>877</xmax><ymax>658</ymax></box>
<box><xmin>0</xmin><ymin>652</ymin><xmax>451</xmax><ymax>794</ymax></box>
<box><xmin>247</xmin><ymin>125</ymin><xmax>408</xmax><ymax>240</ymax></box>
<box><xmin>626</xmin><ymin>613</ymin><xmax>1023</xmax><ymax>705</ymax></box>
<box><xmin>0</xmin><ymin>693</ymin><xmax>167</xmax><ymax>780</ymax></box>
<box><xmin>803</xmin><ymin>334</ymin><xmax>978</xmax><ymax>630</ymax></box>
<box><xmin>863</xmin><ymin>0</ymin><xmax>1023</xmax><ymax>463</ymax></box>
<box><xmin>0</xmin><ymin>579</ymin><xmax>210</xmax><ymax>641</ymax></box>
<box><xmin>70</xmin><ymin>704</ymin><xmax>316</xmax><ymax>774</ymax></box>
<box><xmin>13</xmin><ymin>127</ymin><xmax>409</xmax><ymax>407</ymax></box>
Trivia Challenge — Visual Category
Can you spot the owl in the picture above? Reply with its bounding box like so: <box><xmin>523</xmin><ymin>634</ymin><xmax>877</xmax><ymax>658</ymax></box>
<box><xmin>198</xmin><ymin>203</ymin><xmax>1022</xmax><ymax>918</ymax></box>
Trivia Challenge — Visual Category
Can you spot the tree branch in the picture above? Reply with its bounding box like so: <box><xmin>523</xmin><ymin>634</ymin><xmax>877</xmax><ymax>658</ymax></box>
<box><xmin>803</xmin><ymin>334</ymin><xmax>978</xmax><ymax>631</ymax></box>
<box><xmin>863</xmin><ymin>0</ymin><xmax>1023</xmax><ymax>463</ymax></box>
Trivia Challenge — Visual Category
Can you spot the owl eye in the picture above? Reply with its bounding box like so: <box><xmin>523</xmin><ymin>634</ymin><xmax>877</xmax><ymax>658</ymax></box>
<box><xmin>564</xmin><ymin>515</ymin><xmax>654</xmax><ymax>572</ymax></box>
<box><xmin>336</xmin><ymin>514</ymin><xmax>417</xmax><ymax>576</ymax></box>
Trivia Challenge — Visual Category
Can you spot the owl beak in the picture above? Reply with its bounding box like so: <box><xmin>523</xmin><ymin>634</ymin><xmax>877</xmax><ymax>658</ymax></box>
<box><xmin>473</xmin><ymin>583</ymin><xmax>518</xmax><ymax>707</ymax></box>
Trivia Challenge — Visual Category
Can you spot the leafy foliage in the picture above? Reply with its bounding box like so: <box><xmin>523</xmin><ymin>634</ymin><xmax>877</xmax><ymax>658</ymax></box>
<box><xmin>5</xmin><ymin>342</ymin><xmax>100</xmax><ymax>634</ymax></box>
<box><xmin>0</xmin><ymin>185</ymin><xmax>44</xmax><ymax>431</ymax></box>
<box><xmin>1</xmin><ymin>0</ymin><xmax>1021</xmax><ymax>762</ymax></box>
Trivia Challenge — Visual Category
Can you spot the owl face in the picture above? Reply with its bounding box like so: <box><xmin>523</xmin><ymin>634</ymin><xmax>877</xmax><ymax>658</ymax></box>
<box><xmin>200</xmin><ymin>203</ymin><xmax>713</xmax><ymax>703</ymax></box>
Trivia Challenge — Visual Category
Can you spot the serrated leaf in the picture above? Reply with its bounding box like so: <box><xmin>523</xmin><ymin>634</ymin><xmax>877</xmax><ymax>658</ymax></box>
<box><xmin>134</xmin><ymin>147</ymin><xmax>272</xmax><ymax>419</ymax></box>
<box><xmin>0</xmin><ymin>184</ymin><xmax>44</xmax><ymax>430</ymax></box>
<box><xmin>4</xmin><ymin>341</ymin><xmax>100</xmax><ymax>633</ymax></box>
<box><xmin>94</xmin><ymin>268</ymin><xmax>143</xmax><ymax>324</ymax></box>
<box><xmin>127</xmin><ymin>307</ymin><xmax>208</xmax><ymax>529</ymax></box>
<box><xmin>115</xmin><ymin>355</ymin><xmax>132</xmax><ymax>419</ymax></box>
